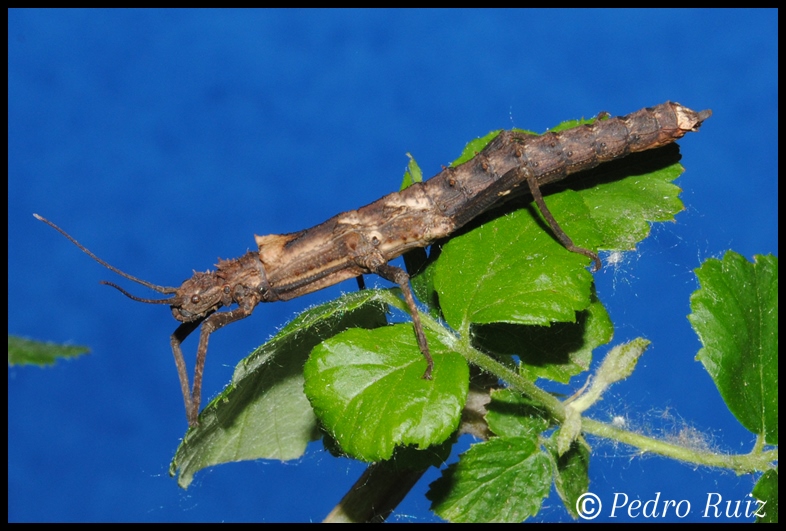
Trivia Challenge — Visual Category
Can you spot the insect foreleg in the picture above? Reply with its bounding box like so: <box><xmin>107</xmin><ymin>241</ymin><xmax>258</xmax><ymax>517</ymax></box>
<box><xmin>171</xmin><ymin>320</ymin><xmax>202</xmax><ymax>425</ymax></box>
<box><xmin>171</xmin><ymin>307</ymin><xmax>256</xmax><ymax>427</ymax></box>
<box><xmin>192</xmin><ymin>307</ymin><xmax>257</xmax><ymax>426</ymax></box>
<box><xmin>372</xmin><ymin>263</ymin><xmax>434</xmax><ymax>380</ymax></box>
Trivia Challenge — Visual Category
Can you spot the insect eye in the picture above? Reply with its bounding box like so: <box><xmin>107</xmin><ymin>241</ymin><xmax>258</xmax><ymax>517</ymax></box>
<box><xmin>191</xmin><ymin>295</ymin><xmax>201</xmax><ymax>304</ymax></box>
<box><xmin>224</xmin><ymin>286</ymin><xmax>231</xmax><ymax>294</ymax></box>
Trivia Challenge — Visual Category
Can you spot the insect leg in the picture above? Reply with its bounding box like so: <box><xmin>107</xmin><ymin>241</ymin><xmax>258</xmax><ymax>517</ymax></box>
<box><xmin>372</xmin><ymin>263</ymin><xmax>434</xmax><ymax>380</ymax></box>
<box><xmin>187</xmin><ymin>307</ymin><xmax>255</xmax><ymax>426</ymax></box>
<box><xmin>171</xmin><ymin>320</ymin><xmax>202</xmax><ymax>426</ymax></box>
<box><xmin>525</xmin><ymin>173</ymin><xmax>602</xmax><ymax>272</ymax></box>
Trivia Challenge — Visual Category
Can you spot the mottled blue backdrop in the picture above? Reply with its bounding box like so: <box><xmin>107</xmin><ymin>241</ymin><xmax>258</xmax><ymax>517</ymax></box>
<box><xmin>9</xmin><ymin>8</ymin><xmax>777</xmax><ymax>522</ymax></box>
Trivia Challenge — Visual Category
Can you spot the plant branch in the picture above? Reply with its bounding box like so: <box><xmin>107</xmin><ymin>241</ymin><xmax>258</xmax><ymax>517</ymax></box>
<box><xmin>581</xmin><ymin>418</ymin><xmax>778</xmax><ymax>474</ymax></box>
<box><xmin>380</xmin><ymin>289</ymin><xmax>777</xmax><ymax>477</ymax></box>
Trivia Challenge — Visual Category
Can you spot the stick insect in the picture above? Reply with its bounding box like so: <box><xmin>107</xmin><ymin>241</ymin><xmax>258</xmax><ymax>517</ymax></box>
<box><xmin>36</xmin><ymin>102</ymin><xmax>711</xmax><ymax>427</ymax></box>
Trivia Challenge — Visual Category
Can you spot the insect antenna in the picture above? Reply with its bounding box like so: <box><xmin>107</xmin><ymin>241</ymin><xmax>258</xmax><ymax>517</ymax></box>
<box><xmin>33</xmin><ymin>214</ymin><xmax>180</xmax><ymax>300</ymax></box>
<box><xmin>98</xmin><ymin>280</ymin><xmax>176</xmax><ymax>304</ymax></box>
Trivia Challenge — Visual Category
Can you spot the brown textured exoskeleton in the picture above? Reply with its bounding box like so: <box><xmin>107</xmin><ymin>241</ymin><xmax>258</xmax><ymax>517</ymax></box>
<box><xmin>35</xmin><ymin>101</ymin><xmax>711</xmax><ymax>427</ymax></box>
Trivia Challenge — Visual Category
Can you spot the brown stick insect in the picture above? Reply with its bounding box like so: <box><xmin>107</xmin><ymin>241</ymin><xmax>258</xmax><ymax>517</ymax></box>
<box><xmin>35</xmin><ymin>102</ymin><xmax>711</xmax><ymax>427</ymax></box>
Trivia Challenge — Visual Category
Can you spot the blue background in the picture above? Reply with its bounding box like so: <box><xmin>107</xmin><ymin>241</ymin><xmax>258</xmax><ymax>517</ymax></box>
<box><xmin>8</xmin><ymin>9</ymin><xmax>777</xmax><ymax>523</ymax></box>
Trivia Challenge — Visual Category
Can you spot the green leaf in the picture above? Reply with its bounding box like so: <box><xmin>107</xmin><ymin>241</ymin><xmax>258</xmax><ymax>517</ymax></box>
<box><xmin>549</xmin><ymin>115</ymin><xmax>601</xmax><ymax>133</ymax></box>
<box><xmin>452</xmin><ymin>130</ymin><xmax>505</xmax><ymax>166</ymax></box>
<box><xmin>752</xmin><ymin>468</ymin><xmax>778</xmax><ymax>523</ymax></box>
<box><xmin>408</xmin><ymin>250</ymin><xmax>440</xmax><ymax>315</ymax></box>
<box><xmin>427</xmin><ymin>435</ymin><xmax>552</xmax><ymax>522</ymax></box>
<box><xmin>485</xmin><ymin>388</ymin><xmax>550</xmax><ymax>438</ymax></box>
<box><xmin>434</xmin><ymin>203</ymin><xmax>596</xmax><ymax>332</ymax></box>
<box><xmin>400</xmin><ymin>152</ymin><xmax>424</xmax><ymax>190</ymax></box>
<box><xmin>545</xmin><ymin>435</ymin><xmax>590</xmax><ymax>520</ymax></box>
<box><xmin>473</xmin><ymin>297</ymin><xmax>613</xmax><ymax>383</ymax></box>
<box><xmin>688</xmin><ymin>252</ymin><xmax>778</xmax><ymax>444</ymax></box>
<box><xmin>8</xmin><ymin>335</ymin><xmax>89</xmax><ymax>366</ymax></box>
<box><xmin>304</xmin><ymin>324</ymin><xmax>469</xmax><ymax>462</ymax></box>
<box><xmin>581</xmin><ymin>161</ymin><xmax>685</xmax><ymax>250</ymax></box>
<box><xmin>170</xmin><ymin>289</ymin><xmax>389</xmax><ymax>488</ymax></box>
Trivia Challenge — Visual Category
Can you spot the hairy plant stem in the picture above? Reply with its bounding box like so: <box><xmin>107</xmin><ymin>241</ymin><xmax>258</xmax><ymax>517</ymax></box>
<box><xmin>379</xmin><ymin>289</ymin><xmax>777</xmax><ymax>476</ymax></box>
<box><xmin>581</xmin><ymin>419</ymin><xmax>777</xmax><ymax>474</ymax></box>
